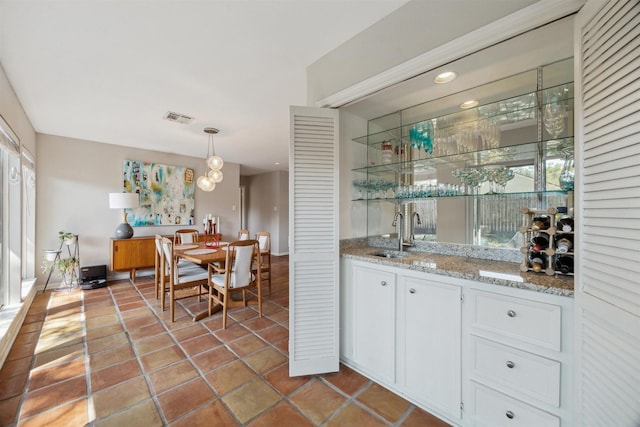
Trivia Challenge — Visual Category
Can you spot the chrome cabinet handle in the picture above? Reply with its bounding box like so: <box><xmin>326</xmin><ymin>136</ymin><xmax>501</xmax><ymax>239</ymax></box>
<box><xmin>381</xmin><ymin>281</ymin><xmax>387</xmax><ymax>286</ymax></box>
<box><xmin>506</xmin><ymin>410</ymin><xmax>514</xmax><ymax>419</ymax></box>
<box><xmin>507</xmin><ymin>310</ymin><xmax>516</xmax><ymax>318</ymax></box>
<box><xmin>409</xmin><ymin>288</ymin><xmax>416</xmax><ymax>294</ymax></box>
<box><xmin>506</xmin><ymin>360</ymin><xmax>515</xmax><ymax>369</ymax></box>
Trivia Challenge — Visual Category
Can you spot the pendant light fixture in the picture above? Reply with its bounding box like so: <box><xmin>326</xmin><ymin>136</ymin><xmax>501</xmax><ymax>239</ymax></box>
<box><xmin>197</xmin><ymin>127</ymin><xmax>224</xmax><ymax>191</ymax></box>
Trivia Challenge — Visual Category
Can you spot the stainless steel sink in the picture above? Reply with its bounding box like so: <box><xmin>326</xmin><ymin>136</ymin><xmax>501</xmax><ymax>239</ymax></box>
<box><xmin>372</xmin><ymin>251</ymin><xmax>408</xmax><ymax>259</ymax></box>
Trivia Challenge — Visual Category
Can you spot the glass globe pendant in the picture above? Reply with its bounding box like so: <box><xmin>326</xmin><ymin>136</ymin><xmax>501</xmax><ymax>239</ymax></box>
<box><xmin>197</xmin><ymin>176</ymin><xmax>215</xmax><ymax>192</ymax></box>
<box><xmin>197</xmin><ymin>127</ymin><xmax>223</xmax><ymax>191</ymax></box>
<box><xmin>207</xmin><ymin>168</ymin><xmax>224</xmax><ymax>183</ymax></box>
<box><xmin>207</xmin><ymin>155</ymin><xmax>224</xmax><ymax>170</ymax></box>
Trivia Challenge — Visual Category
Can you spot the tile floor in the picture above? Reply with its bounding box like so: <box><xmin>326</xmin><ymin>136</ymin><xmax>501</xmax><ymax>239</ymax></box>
<box><xmin>0</xmin><ymin>256</ymin><xmax>451</xmax><ymax>426</ymax></box>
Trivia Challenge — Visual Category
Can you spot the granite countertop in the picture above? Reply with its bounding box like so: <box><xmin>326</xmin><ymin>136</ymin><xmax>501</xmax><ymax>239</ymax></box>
<box><xmin>341</xmin><ymin>246</ymin><xmax>574</xmax><ymax>297</ymax></box>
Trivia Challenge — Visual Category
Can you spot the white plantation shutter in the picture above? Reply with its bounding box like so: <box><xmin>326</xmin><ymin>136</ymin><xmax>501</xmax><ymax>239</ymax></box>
<box><xmin>289</xmin><ymin>106</ymin><xmax>339</xmax><ymax>376</ymax></box>
<box><xmin>575</xmin><ymin>1</ymin><xmax>640</xmax><ymax>425</ymax></box>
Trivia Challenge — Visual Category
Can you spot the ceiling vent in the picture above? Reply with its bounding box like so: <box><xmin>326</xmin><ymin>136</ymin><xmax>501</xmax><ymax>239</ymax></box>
<box><xmin>163</xmin><ymin>111</ymin><xmax>194</xmax><ymax>124</ymax></box>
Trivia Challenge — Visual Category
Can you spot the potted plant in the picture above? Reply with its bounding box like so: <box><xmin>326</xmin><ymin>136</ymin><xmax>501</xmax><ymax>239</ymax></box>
<box><xmin>59</xmin><ymin>231</ymin><xmax>77</xmax><ymax>246</ymax></box>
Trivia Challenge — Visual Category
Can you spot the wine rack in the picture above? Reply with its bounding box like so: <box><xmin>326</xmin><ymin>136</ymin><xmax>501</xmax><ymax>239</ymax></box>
<box><xmin>519</xmin><ymin>207</ymin><xmax>575</xmax><ymax>276</ymax></box>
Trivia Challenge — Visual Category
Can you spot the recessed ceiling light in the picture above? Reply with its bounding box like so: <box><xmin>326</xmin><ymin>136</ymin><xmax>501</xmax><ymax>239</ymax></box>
<box><xmin>460</xmin><ymin>100</ymin><xmax>479</xmax><ymax>109</ymax></box>
<box><xmin>274</xmin><ymin>162</ymin><xmax>280</xmax><ymax>166</ymax></box>
<box><xmin>434</xmin><ymin>71</ymin><xmax>457</xmax><ymax>84</ymax></box>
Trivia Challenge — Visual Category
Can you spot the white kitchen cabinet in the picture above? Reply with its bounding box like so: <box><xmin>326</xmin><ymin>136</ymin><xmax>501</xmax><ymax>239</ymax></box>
<box><xmin>397</xmin><ymin>272</ymin><xmax>462</xmax><ymax>422</ymax></box>
<box><xmin>464</xmin><ymin>287</ymin><xmax>573</xmax><ymax>426</ymax></box>
<box><xmin>352</xmin><ymin>263</ymin><xmax>396</xmax><ymax>383</ymax></box>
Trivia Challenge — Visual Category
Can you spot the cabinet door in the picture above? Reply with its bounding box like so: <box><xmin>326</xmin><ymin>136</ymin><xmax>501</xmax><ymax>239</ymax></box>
<box><xmin>111</xmin><ymin>238</ymin><xmax>155</xmax><ymax>270</ymax></box>
<box><xmin>398</xmin><ymin>274</ymin><xmax>461</xmax><ymax>420</ymax></box>
<box><xmin>353</xmin><ymin>265</ymin><xmax>396</xmax><ymax>383</ymax></box>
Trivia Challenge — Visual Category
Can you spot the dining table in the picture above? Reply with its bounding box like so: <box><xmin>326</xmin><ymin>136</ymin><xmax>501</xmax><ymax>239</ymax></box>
<box><xmin>173</xmin><ymin>241</ymin><xmax>229</xmax><ymax>321</ymax></box>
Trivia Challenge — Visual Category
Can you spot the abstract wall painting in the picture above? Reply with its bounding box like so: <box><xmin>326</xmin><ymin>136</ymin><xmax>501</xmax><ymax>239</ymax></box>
<box><xmin>122</xmin><ymin>160</ymin><xmax>195</xmax><ymax>226</ymax></box>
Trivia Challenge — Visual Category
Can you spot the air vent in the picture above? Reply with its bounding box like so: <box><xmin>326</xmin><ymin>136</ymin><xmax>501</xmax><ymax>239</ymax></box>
<box><xmin>163</xmin><ymin>111</ymin><xmax>194</xmax><ymax>124</ymax></box>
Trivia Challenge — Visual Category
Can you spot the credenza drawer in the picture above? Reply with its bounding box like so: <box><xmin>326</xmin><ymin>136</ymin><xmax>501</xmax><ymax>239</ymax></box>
<box><xmin>470</xmin><ymin>382</ymin><xmax>560</xmax><ymax>427</ymax></box>
<box><xmin>469</xmin><ymin>290</ymin><xmax>562</xmax><ymax>351</ymax></box>
<box><xmin>471</xmin><ymin>336</ymin><xmax>560</xmax><ymax>407</ymax></box>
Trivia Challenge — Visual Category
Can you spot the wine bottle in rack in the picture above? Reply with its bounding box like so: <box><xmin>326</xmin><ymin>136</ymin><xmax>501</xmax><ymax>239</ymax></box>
<box><xmin>529</xmin><ymin>251</ymin><xmax>548</xmax><ymax>273</ymax></box>
<box><xmin>555</xmin><ymin>255</ymin><xmax>574</xmax><ymax>275</ymax></box>
<box><xmin>555</xmin><ymin>235</ymin><xmax>574</xmax><ymax>254</ymax></box>
<box><xmin>556</xmin><ymin>215</ymin><xmax>574</xmax><ymax>232</ymax></box>
<box><xmin>531</xmin><ymin>234</ymin><xmax>549</xmax><ymax>252</ymax></box>
<box><xmin>531</xmin><ymin>214</ymin><xmax>551</xmax><ymax>231</ymax></box>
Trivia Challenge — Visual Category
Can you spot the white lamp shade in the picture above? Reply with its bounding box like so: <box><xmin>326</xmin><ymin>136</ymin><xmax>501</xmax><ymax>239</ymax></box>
<box><xmin>109</xmin><ymin>192</ymin><xmax>140</xmax><ymax>209</ymax></box>
<box><xmin>197</xmin><ymin>176</ymin><xmax>216</xmax><ymax>192</ymax></box>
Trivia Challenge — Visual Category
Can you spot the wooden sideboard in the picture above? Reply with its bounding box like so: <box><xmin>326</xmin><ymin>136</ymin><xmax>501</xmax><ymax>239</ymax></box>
<box><xmin>110</xmin><ymin>236</ymin><xmax>156</xmax><ymax>283</ymax></box>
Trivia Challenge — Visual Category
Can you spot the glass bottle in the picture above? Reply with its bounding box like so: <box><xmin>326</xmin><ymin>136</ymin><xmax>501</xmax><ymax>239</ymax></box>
<box><xmin>555</xmin><ymin>255</ymin><xmax>574</xmax><ymax>275</ymax></box>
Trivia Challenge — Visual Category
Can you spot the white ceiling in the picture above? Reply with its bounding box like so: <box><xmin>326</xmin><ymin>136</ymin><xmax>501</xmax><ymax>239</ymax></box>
<box><xmin>0</xmin><ymin>0</ymin><xmax>411</xmax><ymax>175</ymax></box>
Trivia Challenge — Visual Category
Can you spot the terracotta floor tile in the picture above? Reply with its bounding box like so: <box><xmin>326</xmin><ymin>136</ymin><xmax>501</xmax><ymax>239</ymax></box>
<box><xmin>222</xmin><ymin>378</ymin><xmax>281</xmax><ymax>424</ymax></box>
<box><xmin>86</xmin><ymin>313</ymin><xmax>120</xmax><ymax>330</ymax></box>
<box><xmin>247</xmin><ymin>400</ymin><xmax>313</xmax><ymax>427</ymax></box>
<box><xmin>241</xmin><ymin>316</ymin><xmax>276</xmax><ymax>331</ymax></box>
<box><xmin>265</xmin><ymin>363</ymin><xmax>312</xmax><ymax>396</ymax></box>
<box><xmin>86</xmin><ymin>323</ymin><xmax>125</xmax><ymax>341</ymax></box>
<box><xmin>91</xmin><ymin>358</ymin><xmax>143</xmax><ymax>392</ymax></box>
<box><xmin>157</xmin><ymin>378</ymin><xmax>216</xmax><ymax>422</ymax></box>
<box><xmin>201</xmin><ymin>314</ymin><xmax>234</xmax><ymax>331</ymax></box>
<box><xmin>266</xmin><ymin>309</ymin><xmax>289</xmax><ymax>324</ymax></box>
<box><xmin>170</xmin><ymin>324</ymin><xmax>209</xmax><ymax>342</ymax></box>
<box><xmin>290</xmin><ymin>380</ymin><xmax>346</xmax><ymax>425</ymax></box>
<box><xmin>0</xmin><ymin>372</ymin><xmax>29</xmax><ymax>400</ymax></box>
<box><xmin>19</xmin><ymin>376</ymin><xmax>87</xmax><ymax>419</ymax></box>
<box><xmin>28</xmin><ymin>358</ymin><xmax>85</xmax><ymax>391</ymax></box>
<box><xmin>401</xmin><ymin>407</ymin><xmax>452</xmax><ymax>427</ymax></box>
<box><xmin>148</xmin><ymin>360</ymin><xmax>199</xmax><ymax>394</ymax></box>
<box><xmin>13</xmin><ymin>330</ymin><xmax>40</xmax><ymax>347</ymax></box>
<box><xmin>243</xmin><ymin>347</ymin><xmax>287</xmax><ymax>375</ymax></box>
<box><xmin>123</xmin><ymin>314</ymin><xmax>160</xmax><ymax>330</ymax></box>
<box><xmin>6</xmin><ymin>341</ymin><xmax>38</xmax><ymax>361</ymax></box>
<box><xmin>356</xmin><ymin>383</ymin><xmax>412</xmax><ymax>423</ymax></box>
<box><xmin>227</xmin><ymin>307</ymin><xmax>260</xmax><ymax>323</ymax></box>
<box><xmin>204</xmin><ymin>359</ymin><xmax>257</xmax><ymax>395</ymax></box>
<box><xmin>86</xmin><ymin>332</ymin><xmax>130</xmax><ymax>355</ymax></box>
<box><xmin>93</xmin><ymin>377</ymin><xmax>152</xmax><ymax>420</ymax></box>
<box><xmin>180</xmin><ymin>334</ymin><xmax>222</xmax><ymax>357</ymax></box>
<box><xmin>260</xmin><ymin>302</ymin><xmax>283</xmax><ymax>316</ymax></box>
<box><xmin>323</xmin><ymin>364</ymin><xmax>370</xmax><ymax>396</ymax></box>
<box><xmin>19</xmin><ymin>321</ymin><xmax>43</xmax><ymax>334</ymax></box>
<box><xmin>31</xmin><ymin>342</ymin><xmax>84</xmax><ymax>370</ymax></box>
<box><xmin>0</xmin><ymin>356</ymin><xmax>33</xmax><ymax>380</ymax></box>
<box><xmin>228</xmin><ymin>334</ymin><xmax>268</xmax><ymax>357</ymax></box>
<box><xmin>213</xmin><ymin>323</ymin><xmax>251</xmax><ymax>342</ymax></box>
<box><xmin>273</xmin><ymin>338</ymin><xmax>288</xmax><ymax>355</ymax></box>
<box><xmin>35</xmin><ymin>333</ymin><xmax>84</xmax><ymax>354</ymax></box>
<box><xmin>0</xmin><ymin>395</ymin><xmax>21</xmax><ymax>426</ymax></box>
<box><xmin>140</xmin><ymin>345</ymin><xmax>185</xmax><ymax>372</ymax></box>
<box><xmin>191</xmin><ymin>346</ymin><xmax>237</xmax><ymax>373</ymax></box>
<box><xmin>94</xmin><ymin>399</ymin><xmax>163</xmax><ymax>427</ymax></box>
<box><xmin>17</xmin><ymin>398</ymin><xmax>88</xmax><ymax>427</ymax></box>
<box><xmin>325</xmin><ymin>402</ymin><xmax>387</xmax><ymax>427</ymax></box>
<box><xmin>127</xmin><ymin>322</ymin><xmax>166</xmax><ymax>340</ymax></box>
<box><xmin>89</xmin><ymin>345</ymin><xmax>136</xmax><ymax>372</ymax></box>
<box><xmin>169</xmin><ymin>399</ymin><xmax>237</xmax><ymax>427</ymax></box>
<box><xmin>256</xmin><ymin>325</ymin><xmax>288</xmax><ymax>344</ymax></box>
<box><xmin>132</xmin><ymin>333</ymin><xmax>175</xmax><ymax>355</ymax></box>
<box><xmin>84</xmin><ymin>305</ymin><xmax>117</xmax><ymax>319</ymax></box>
<box><xmin>120</xmin><ymin>306</ymin><xmax>153</xmax><ymax>320</ymax></box>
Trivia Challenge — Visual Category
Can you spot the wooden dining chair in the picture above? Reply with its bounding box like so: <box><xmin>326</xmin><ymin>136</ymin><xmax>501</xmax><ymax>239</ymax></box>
<box><xmin>160</xmin><ymin>236</ymin><xmax>209</xmax><ymax>321</ymax></box>
<box><xmin>174</xmin><ymin>229</ymin><xmax>199</xmax><ymax>245</ymax></box>
<box><xmin>237</xmin><ymin>229</ymin><xmax>250</xmax><ymax>240</ymax></box>
<box><xmin>254</xmin><ymin>231</ymin><xmax>271</xmax><ymax>294</ymax></box>
<box><xmin>208</xmin><ymin>239</ymin><xmax>262</xmax><ymax>329</ymax></box>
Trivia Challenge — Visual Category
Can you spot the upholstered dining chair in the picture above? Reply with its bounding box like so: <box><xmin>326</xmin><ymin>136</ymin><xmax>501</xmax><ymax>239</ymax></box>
<box><xmin>254</xmin><ymin>231</ymin><xmax>271</xmax><ymax>294</ymax></box>
<box><xmin>237</xmin><ymin>229</ymin><xmax>250</xmax><ymax>240</ymax></box>
<box><xmin>174</xmin><ymin>229</ymin><xmax>199</xmax><ymax>245</ymax></box>
<box><xmin>160</xmin><ymin>236</ymin><xmax>209</xmax><ymax>321</ymax></box>
<box><xmin>208</xmin><ymin>239</ymin><xmax>262</xmax><ymax>329</ymax></box>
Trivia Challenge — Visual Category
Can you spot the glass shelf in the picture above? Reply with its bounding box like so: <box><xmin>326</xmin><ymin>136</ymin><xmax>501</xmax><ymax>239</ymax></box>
<box><xmin>352</xmin><ymin>82</ymin><xmax>574</xmax><ymax>148</ymax></box>
<box><xmin>351</xmin><ymin>190</ymin><xmax>569</xmax><ymax>203</ymax></box>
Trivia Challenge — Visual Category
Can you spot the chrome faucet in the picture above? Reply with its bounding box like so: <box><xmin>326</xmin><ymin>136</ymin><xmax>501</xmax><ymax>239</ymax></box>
<box><xmin>392</xmin><ymin>211</ymin><xmax>404</xmax><ymax>252</ymax></box>
<box><xmin>410</xmin><ymin>212</ymin><xmax>421</xmax><ymax>243</ymax></box>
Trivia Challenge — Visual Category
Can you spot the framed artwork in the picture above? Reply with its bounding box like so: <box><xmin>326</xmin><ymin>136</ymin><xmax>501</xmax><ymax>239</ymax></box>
<box><xmin>122</xmin><ymin>160</ymin><xmax>195</xmax><ymax>226</ymax></box>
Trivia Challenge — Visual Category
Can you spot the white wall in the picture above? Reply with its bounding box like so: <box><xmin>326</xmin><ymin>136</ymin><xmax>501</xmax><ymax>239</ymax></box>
<box><xmin>243</xmin><ymin>170</ymin><xmax>288</xmax><ymax>255</ymax></box>
<box><xmin>36</xmin><ymin>133</ymin><xmax>241</xmax><ymax>282</ymax></box>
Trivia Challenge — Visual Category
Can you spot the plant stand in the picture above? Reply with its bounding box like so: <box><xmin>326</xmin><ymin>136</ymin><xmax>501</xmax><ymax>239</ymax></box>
<box><xmin>42</xmin><ymin>234</ymin><xmax>80</xmax><ymax>292</ymax></box>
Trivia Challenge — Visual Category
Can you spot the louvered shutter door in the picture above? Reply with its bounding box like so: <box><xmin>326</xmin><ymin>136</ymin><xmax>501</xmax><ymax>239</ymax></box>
<box><xmin>289</xmin><ymin>106</ymin><xmax>340</xmax><ymax>376</ymax></box>
<box><xmin>575</xmin><ymin>1</ymin><xmax>640</xmax><ymax>425</ymax></box>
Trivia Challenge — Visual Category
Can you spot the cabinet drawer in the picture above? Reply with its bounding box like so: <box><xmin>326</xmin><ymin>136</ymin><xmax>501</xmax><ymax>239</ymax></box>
<box><xmin>471</xmin><ymin>336</ymin><xmax>560</xmax><ymax>407</ymax></box>
<box><xmin>469</xmin><ymin>290</ymin><xmax>562</xmax><ymax>351</ymax></box>
<box><xmin>470</xmin><ymin>382</ymin><xmax>559</xmax><ymax>427</ymax></box>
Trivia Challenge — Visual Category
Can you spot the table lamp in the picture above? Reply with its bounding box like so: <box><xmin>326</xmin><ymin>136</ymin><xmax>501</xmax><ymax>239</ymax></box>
<box><xmin>109</xmin><ymin>192</ymin><xmax>139</xmax><ymax>239</ymax></box>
